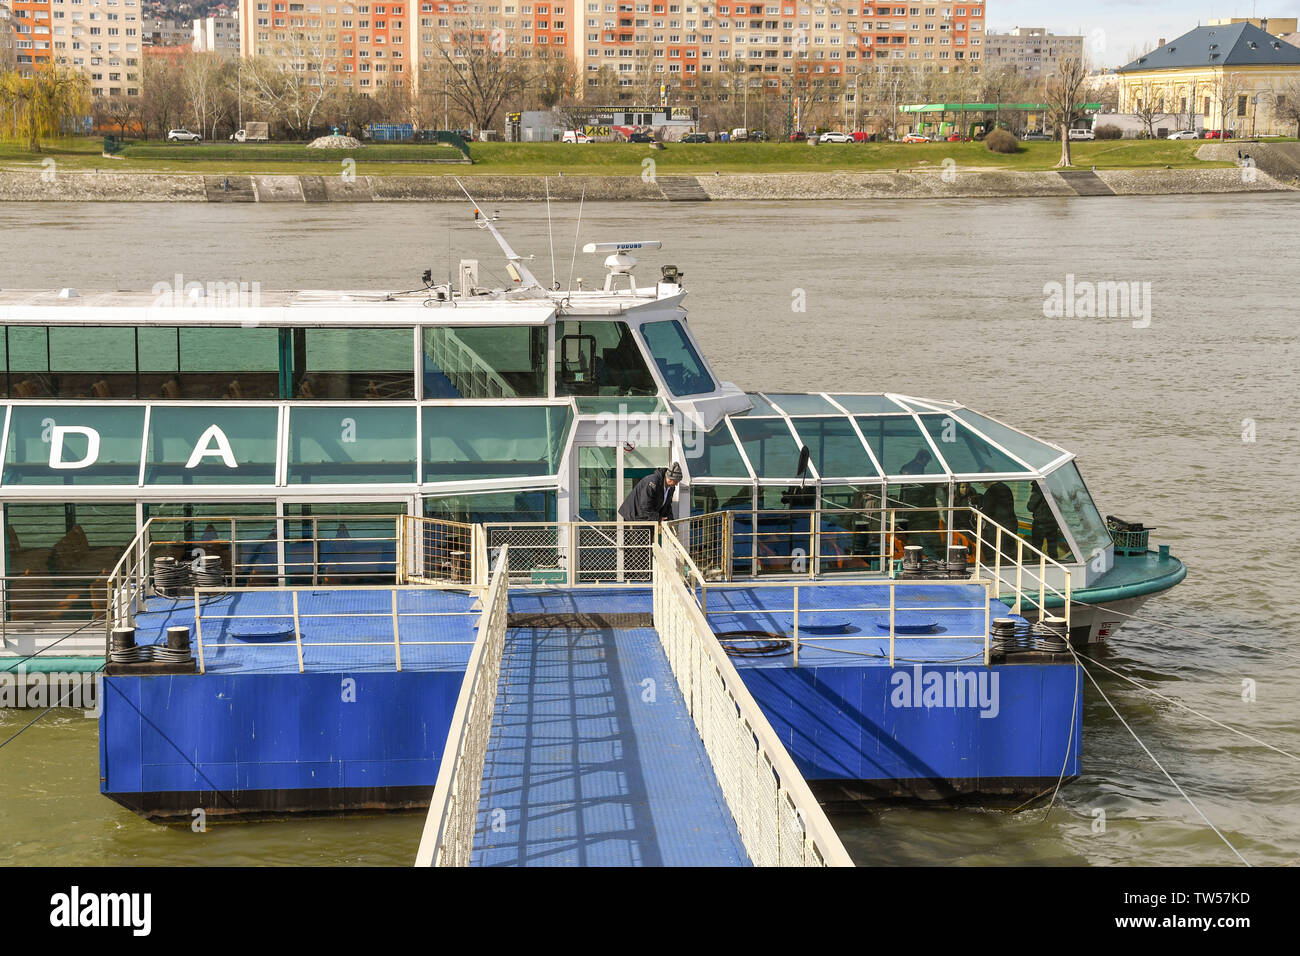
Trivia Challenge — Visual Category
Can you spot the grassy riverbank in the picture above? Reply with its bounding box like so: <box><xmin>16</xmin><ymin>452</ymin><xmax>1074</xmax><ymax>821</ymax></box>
<box><xmin>0</xmin><ymin>136</ymin><xmax>1250</xmax><ymax>177</ymax></box>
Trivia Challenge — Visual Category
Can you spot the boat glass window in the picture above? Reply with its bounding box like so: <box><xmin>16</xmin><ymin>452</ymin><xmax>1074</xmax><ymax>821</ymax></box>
<box><xmin>2</xmin><ymin>405</ymin><xmax>145</xmax><ymax>486</ymax></box>
<box><xmin>554</xmin><ymin>321</ymin><xmax>658</xmax><ymax>397</ymax></box>
<box><xmin>282</xmin><ymin>501</ymin><xmax>406</xmax><ymax>584</ymax></box>
<box><xmin>742</xmin><ymin>393</ymin><xmax>783</xmax><ymax>416</ymax></box>
<box><xmin>573</xmin><ymin>396</ymin><xmax>665</xmax><ymax>415</ymax></box>
<box><xmin>1043</xmin><ymin>463</ymin><xmax>1112</xmax><ymax>563</ymax></box>
<box><xmin>292</xmin><ymin>328</ymin><xmax>415</xmax><ymax>400</ymax></box>
<box><xmin>730</xmin><ymin>418</ymin><xmax>806</xmax><ymax>480</ymax></box>
<box><xmin>422</xmin><ymin>405</ymin><xmax>572</xmax><ymax>482</ymax></box>
<box><xmin>820</xmin><ymin>483</ymin><xmax>888</xmax><ymax>574</ymax></box>
<box><xmin>855</xmin><ymin>415</ymin><xmax>945</xmax><ymax>477</ymax></box>
<box><xmin>423</xmin><ymin>325</ymin><xmax>547</xmax><ymax>399</ymax></box>
<box><xmin>831</xmin><ymin>394</ymin><xmax>909</xmax><ymax>414</ymax></box>
<box><xmin>692</xmin><ymin>422</ymin><xmax>751</xmax><ymax>479</ymax></box>
<box><xmin>950</xmin><ymin>408</ymin><xmax>1064</xmax><ymax>471</ymax></box>
<box><xmin>286</xmin><ymin>406</ymin><xmax>417</xmax><ymax>484</ymax></box>
<box><xmin>424</xmin><ymin>490</ymin><xmax>557</xmax><ymax>524</ymax></box>
<box><xmin>3</xmin><ymin>503</ymin><xmax>136</xmax><ymax>619</ymax></box>
<box><xmin>144</xmin><ymin>406</ymin><xmax>279</xmax><ymax>485</ymax></box>
<box><xmin>48</xmin><ymin>327</ymin><xmax>137</xmax><ymax>399</ymax></box>
<box><xmin>142</xmin><ymin>326</ymin><xmax>280</xmax><ymax>400</ymax></box>
<box><xmin>918</xmin><ymin>414</ymin><xmax>1028</xmax><ymax>476</ymax></box>
<box><xmin>639</xmin><ymin>320</ymin><xmax>715</xmax><ymax>396</ymax></box>
<box><xmin>766</xmin><ymin>393</ymin><xmax>838</xmax><ymax>415</ymax></box>
<box><xmin>142</xmin><ymin>503</ymin><xmax>279</xmax><ymax>586</ymax></box>
<box><xmin>786</xmin><ymin>415</ymin><xmax>877</xmax><ymax>479</ymax></box>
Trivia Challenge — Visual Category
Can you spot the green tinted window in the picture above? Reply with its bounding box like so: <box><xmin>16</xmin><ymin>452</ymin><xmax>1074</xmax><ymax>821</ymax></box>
<box><xmin>47</xmin><ymin>327</ymin><xmax>137</xmax><ymax>399</ymax></box>
<box><xmin>293</xmin><ymin>328</ymin><xmax>414</xmax><ymax>400</ymax></box>
<box><xmin>1044</xmin><ymin>463</ymin><xmax>1112</xmax><ymax>562</ymax></box>
<box><xmin>286</xmin><ymin>406</ymin><xmax>417</xmax><ymax>484</ymax></box>
<box><xmin>832</xmin><ymin>394</ymin><xmax>907</xmax><ymax>414</ymax></box>
<box><xmin>424</xmin><ymin>490</ymin><xmax>557</xmax><ymax>523</ymax></box>
<box><xmin>144</xmin><ymin>406</ymin><xmax>279</xmax><ymax>485</ymax></box>
<box><xmin>919</xmin><ymin>414</ymin><xmax>1028</xmax><ymax>476</ymax></box>
<box><xmin>7</xmin><ymin>327</ymin><xmax>53</xmax><ymax>398</ymax></box>
<box><xmin>422</xmin><ymin>405</ymin><xmax>571</xmax><ymax>482</ymax></box>
<box><xmin>787</xmin><ymin>416</ymin><xmax>877</xmax><ymax>479</ymax></box>
<box><xmin>4</xmin><ymin>502</ymin><xmax>136</xmax><ymax>584</ymax></box>
<box><xmin>951</xmin><ymin>409</ymin><xmax>1065</xmax><ymax>471</ymax></box>
<box><xmin>554</xmin><ymin>321</ymin><xmax>657</xmax><ymax>397</ymax></box>
<box><xmin>639</xmin><ymin>320</ymin><xmax>714</xmax><ymax>396</ymax></box>
<box><xmin>730</xmin><ymin>417</ymin><xmax>805</xmax><ymax>479</ymax></box>
<box><xmin>423</xmin><ymin>326</ymin><xmax>547</xmax><ymax>398</ymax></box>
<box><xmin>856</xmin><ymin>416</ymin><xmax>944</xmax><ymax>476</ymax></box>
<box><xmin>164</xmin><ymin>327</ymin><xmax>279</xmax><ymax>400</ymax></box>
<box><xmin>691</xmin><ymin>423</ymin><xmax>751</xmax><ymax>479</ymax></box>
<box><xmin>766</xmin><ymin>393</ymin><xmax>838</xmax><ymax>415</ymax></box>
<box><xmin>3</xmin><ymin>405</ymin><xmax>145</xmax><ymax>486</ymax></box>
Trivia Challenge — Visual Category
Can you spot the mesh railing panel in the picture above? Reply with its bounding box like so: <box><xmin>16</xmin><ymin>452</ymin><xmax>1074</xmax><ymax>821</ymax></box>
<box><xmin>415</xmin><ymin>548</ymin><xmax>510</xmax><ymax>867</ymax></box>
<box><xmin>652</xmin><ymin>540</ymin><xmax>853</xmax><ymax>867</ymax></box>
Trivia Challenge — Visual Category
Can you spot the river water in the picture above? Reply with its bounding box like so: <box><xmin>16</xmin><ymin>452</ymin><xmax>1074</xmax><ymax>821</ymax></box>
<box><xmin>1</xmin><ymin>196</ymin><xmax>1297</xmax><ymax>866</ymax></box>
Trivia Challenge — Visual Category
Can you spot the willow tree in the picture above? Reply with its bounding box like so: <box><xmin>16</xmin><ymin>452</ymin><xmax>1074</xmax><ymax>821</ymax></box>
<box><xmin>0</xmin><ymin>66</ymin><xmax>89</xmax><ymax>152</ymax></box>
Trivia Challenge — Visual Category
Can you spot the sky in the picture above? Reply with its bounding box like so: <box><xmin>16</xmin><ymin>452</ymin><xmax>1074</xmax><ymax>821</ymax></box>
<box><xmin>988</xmin><ymin>0</ymin><xmax>1300</xmax><ymax>67</ymax></box>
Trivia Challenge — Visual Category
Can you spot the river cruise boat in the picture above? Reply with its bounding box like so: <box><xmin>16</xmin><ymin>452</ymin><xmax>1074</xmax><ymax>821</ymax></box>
<box><xmin>0</xmin><ymin>216</ymin><xmax>1184</xmax><ymax>671</ymax></box>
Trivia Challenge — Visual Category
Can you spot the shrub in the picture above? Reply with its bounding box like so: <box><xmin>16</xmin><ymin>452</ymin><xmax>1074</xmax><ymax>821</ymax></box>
<box><xmin>984</xmin><ymin>128</ymin><xmax>1021</xmax><ymax>154</ymax></box>
<box><xmin>1094</xmin><ymin>124</ymin><xmax>1123</xmax><ymax>140</ymax></box>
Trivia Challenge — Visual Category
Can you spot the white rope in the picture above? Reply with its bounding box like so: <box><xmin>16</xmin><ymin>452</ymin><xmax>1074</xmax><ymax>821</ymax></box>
<box><xmin>1079</xmin><ymin>651</ymin><xmax>1300</xmax><ymax>765</ymax></box>
<box><xmin>1046</xmin><ymin>659</ymin><xmax>1081</xmax><ymax>814</ymax></box>
<box><xmin>1069</xmin><ymin>646</ymin><xmax>1251</xmax><ymax>866</ymax></box>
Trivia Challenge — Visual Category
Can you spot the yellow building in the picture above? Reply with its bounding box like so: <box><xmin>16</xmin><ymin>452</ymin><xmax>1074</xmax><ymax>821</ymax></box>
<box><xmin>1117</xmin><ymin>22</ymin><xmax>1300</xmax><ymax>136</ymax></box>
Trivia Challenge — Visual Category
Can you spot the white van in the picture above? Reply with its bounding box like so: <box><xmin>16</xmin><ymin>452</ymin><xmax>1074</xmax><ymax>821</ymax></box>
<box><xmin>730</xmin><ymin>127</ymin><xmax>748</xmax><ymax>141</ymax></box>
<box><xmin>1067</xmin><ymin>128</ymin><xmax>1096</xmax><ymax>141</ymax></box>
<box><xmin>561</xmin><ymin>130</ymin><xmax>591</xmax><ymax>144</ymax></box>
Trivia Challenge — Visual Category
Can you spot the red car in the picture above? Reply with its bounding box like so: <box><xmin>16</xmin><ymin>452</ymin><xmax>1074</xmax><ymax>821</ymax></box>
<box><xmin>1203</xmin><ymin>130</ymin><xmax>1223</xmax><ymax>139</ymax></box>
<box><xmin>788</xmin><ymin>131</ymin><xmax>806</xmax><ymax>141</ymax></box>
<box><xmin>945</xmin><ymin>133</ymin><xmax>970</xmax><ymax>142</ymax></box>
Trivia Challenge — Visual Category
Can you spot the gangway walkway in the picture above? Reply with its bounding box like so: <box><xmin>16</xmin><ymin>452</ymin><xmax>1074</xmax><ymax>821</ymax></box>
<box><xmin>472</xmin><ymin>618</ymin><xmax>749</xmax><ymax>866</ymax></box>
<box><xmin>417</xmin><ymin>540</ymin><xmax>854</xmax><ymax>867</ymax></box>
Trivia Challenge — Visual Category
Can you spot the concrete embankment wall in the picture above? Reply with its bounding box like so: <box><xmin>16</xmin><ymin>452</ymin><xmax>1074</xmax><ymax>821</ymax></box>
<box><xmin>0</xmin><ymin>166</ymin><xmax>1290</xmax><ymax>202</ymax></box>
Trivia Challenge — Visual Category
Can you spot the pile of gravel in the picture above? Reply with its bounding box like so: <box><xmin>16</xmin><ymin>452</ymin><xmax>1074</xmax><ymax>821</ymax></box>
<box><xmin>306</xmin><ymin>134</ymin><xmax>364</xmax><ymax>149</ymax></box>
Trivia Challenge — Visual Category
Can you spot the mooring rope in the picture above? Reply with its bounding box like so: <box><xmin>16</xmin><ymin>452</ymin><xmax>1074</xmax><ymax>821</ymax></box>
<box><xmin>1087</xmin><ymin>601</ymin><xmax>1288</xmax><ymax>659</ymax></box>
<box><xmin>1068</xmin><ymin>644</ymin><xmax>1251</xmax><ymax>866</ymax></box>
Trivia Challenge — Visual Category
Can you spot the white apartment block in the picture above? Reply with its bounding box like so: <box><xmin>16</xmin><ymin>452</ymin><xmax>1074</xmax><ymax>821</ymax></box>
<box><xmin>193</xmin><ymin>12</ymin><xmax>241</xmax><ymax>55</ymax></box>
<box><xmin>984</xmin><ymin>25</ymin><xmax>1082</xmax><ymax>80</ymax></box>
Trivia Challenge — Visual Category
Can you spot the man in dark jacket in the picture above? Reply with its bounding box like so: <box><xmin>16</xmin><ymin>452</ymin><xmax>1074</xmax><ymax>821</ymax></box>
<box><xmin>618</xmin><ymin>462</ymin><xmax>682</xmax><ymax>521</ymax></box>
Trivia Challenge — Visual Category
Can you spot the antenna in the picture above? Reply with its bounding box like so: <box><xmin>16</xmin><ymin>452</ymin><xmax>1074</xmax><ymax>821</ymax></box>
<box><xmin>453</xmin><ymin>178</ymin><xmax>542</xmax><ymax>290</ymax></box>
<box><xmin>545</xmin><ymin>177</ymin><xmax>557</xmax><ymax>290</ymax></box>
<box><xmin>566</xmin><ymin>186</ymin><xmax>586</xmax><ymax>296</ymax></box>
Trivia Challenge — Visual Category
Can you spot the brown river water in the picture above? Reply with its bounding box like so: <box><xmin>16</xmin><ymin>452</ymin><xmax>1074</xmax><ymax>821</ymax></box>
<box><xmin>0</xmin><ymin>195</ymin><xmax>1297</xmax><ymax>866</ymax></box>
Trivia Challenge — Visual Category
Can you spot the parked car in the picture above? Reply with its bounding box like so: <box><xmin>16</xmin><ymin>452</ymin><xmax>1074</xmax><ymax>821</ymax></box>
<box><xmin>561</xmin><ymin>130</ymin><xmax>592</xmax><ymax>143</ymax></box>
<box><xmin>681</xmin><ymin>132</ymin><xmax>710</xmax><ymax>143</ymax></box>
<box><xmin>1067</xmin><ymin>128</ymin><xmax>1096</xmax><ymax>141</ymax></box>
<box><xmin>628</xmin><ymin>131</ymin><xmax>655</xmax><ymax>143</ymax></box>
<box><xmin>945</xmin><ymin>133</ymin><xmax>970</xmax><ymax>142</ymax></box>
<box><xmin>1021</xmin><ymin>131</ymin><xmax>1052</xmax><ymax>141</ymax></box>
<box><xmin>730</xmin><ymin>127</ymin><xmax>749</xmax><ymax>141</ymax></box>
<box><xmin>788</xmin><ymin>131</ymin><xmax>807</xmax><ymax>141</ymax></box>
<box><xmin>819</xmin><ymin>130</ymin><xmax>853</xmax><ymax>143</ymax></box>
<box><xmin>901</xmin><ymin>133</ymin><xmax>931</xmax><ymax>144</ymax></box>
<box><xmin>166</xmin><ymin>128</ymin><xmax>201</xmax><ymax>142</ymax></box>
<box><xmin>1203</xmin><ymin>129</ymin><xmax>1224</xmax><ymax>139</ymax></box>
<box><xmin>748</xmin><ymin>129</ymin><xmax>769</xmax><ymax>142</ymax></box>
<box><xmin>1167</xmin><ymin>130</ymin><xmax>1199</xmax><ymax>140</ymax></box>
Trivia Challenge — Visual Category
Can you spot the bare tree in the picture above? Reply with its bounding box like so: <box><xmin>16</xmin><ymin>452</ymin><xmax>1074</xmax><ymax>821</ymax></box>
<box><xmin>428</xmin><ymin>29</ymin><xmax>527</xmax><ymax>133</ymax></box>
<box><xmin>243</xmin><ymin>40</ymin><xmax>334</xmax><ymax>139</ymax></box>
<box><xmin>1130</xmin><ymin>80</ymin><xmax>1168</xmax><ymax>138</ymax></box>
<box><xmin>95</xmin><ymin>93</ymin><xmax>142</xmax><ymax>138</ymax></box>
<box><xmin>1274</xmin><ymin>78</ymin><xmax>1300</xmax><ymax>137</ymax></box>
<box><xmin>1210</xmin><ymin>72</ymin><xmax>1245</xmax><ymax>139</ymax></box>
<box><xmin>141</xmin><ymin>54</ymin><xmax>187</xmax><ymax>139</ymax></box>
<box><xmin>1045</xmin><ymin>56</ymin><xmax>1089</xmax><ymax>167</ymax></box>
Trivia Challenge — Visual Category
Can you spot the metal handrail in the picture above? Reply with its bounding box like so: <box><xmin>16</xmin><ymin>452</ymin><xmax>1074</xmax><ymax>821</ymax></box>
<box><xmin>652</xmin><ymin>538</ymin><xmax>854</xmax><ymax>866</ymax></box>
<box><xmin>415</xmin><ymin>544</ymin><xmax>510</xmax><ymax>867</ymax></box>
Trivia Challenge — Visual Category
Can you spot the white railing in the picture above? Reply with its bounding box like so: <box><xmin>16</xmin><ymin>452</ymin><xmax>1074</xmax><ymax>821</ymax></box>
<box><xmin>653</xmin><ymin>535</ymin><xmax>854</xmax><ymax>867</ymax></box>
<box><xmin>398</xmin><ymin>515</ymin><xmax>478</xmax><ymax>586</ymax></box>
<box><xmin>415</xmin><ymin>545</ymin><xmax>510</xmax><ymax>867</ymax></box>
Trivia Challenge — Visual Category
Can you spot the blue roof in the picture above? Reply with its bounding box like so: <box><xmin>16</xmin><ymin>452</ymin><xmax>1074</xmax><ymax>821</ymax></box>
<box><xmin>1119</xmin><ymin>22</ymin><xmax>1300</xmax><ymax>72</ymax></box>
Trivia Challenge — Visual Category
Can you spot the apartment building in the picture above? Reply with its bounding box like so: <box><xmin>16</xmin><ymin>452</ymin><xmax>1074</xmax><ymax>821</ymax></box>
<box><xmin>240</xmin><ymin>1</ymin><xmax>419</xmax><ymax>92</ymax></box>
<box><xmin>193</xmin><ymin>12</ymin><xmax>240</xmax><ymax>55</ymax></box>
<box><xmin>1</xmin><ymin>3</ymin><xmax>17</xmax><ymax>71</ymax></box>
<box><xmin>573</xmin><ymin>2</ymin><xmax>985</xmax><ymax>108</ymax></box>
<box><xmin>983</xmin><ymin>25</ymin><xmax>1082</xmax><ymax>79</ymax></box>
<box><xmin>144</xmin><ymin>15</ymin><xmax>189</xmax><ymax>45</ymax></box>
<box><xmin>8</xmin><ymin>0</ymin><xmax>143</xmax><ymax>96</ymax></box>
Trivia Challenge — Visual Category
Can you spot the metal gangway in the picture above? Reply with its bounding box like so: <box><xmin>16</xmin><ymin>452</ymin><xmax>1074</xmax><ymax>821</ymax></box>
<box><xmin>415</xmin><ymin>534</ymin><xmax>854</xmax><ymax>867</ymax></box>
